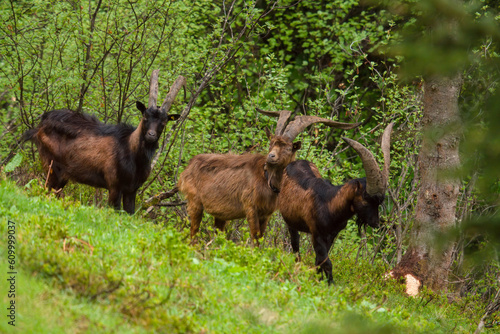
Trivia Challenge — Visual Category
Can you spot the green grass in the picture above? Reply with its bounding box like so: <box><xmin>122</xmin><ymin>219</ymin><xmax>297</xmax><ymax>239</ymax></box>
<box><xmin>0</xmin><ymin>178</ymin><xmax>490</xmax><ymax>333</ymax></box>
<box><xmin>0</xmin><ymin>268</ymin><xmax>135</xmax><ymax>333</ymax></box>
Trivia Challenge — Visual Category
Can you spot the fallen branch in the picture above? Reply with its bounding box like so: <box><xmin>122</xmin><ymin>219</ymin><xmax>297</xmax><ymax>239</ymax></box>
<box><xmin>156</xmin><ymin>201</ymin><xmax>186</xmax><ymax>207</ymax></box>
<box><xmin>140</xmin><ymin>187</ymin><xmax>179</xmax><ymax>210</ymax></box>
<box><xmin>44</xmin><ymin>160</ymin><xmax>54</xmax><ymax>188</ymax></box>
<box><xmin>62</xmin><ymin>237</ymin><xmax>94</xmax><ymax>256</ymax></box>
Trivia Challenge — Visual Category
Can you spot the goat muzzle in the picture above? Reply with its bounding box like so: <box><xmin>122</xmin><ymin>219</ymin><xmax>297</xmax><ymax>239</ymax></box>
<box><xmin>145</xmin><ymin>130</ymin><xmax>157</xmax><ymax>142</ymax></box>
<box><xmin>266</xmin><ymin>152</ymin><xmax>279</xmax><ymax>165</ymax></box>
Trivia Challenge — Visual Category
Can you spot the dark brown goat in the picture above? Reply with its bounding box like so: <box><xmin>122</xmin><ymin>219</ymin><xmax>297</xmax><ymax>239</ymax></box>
<box><xmin>178</xmin><ymin>109</ymin><xmax>360</xmax><ymax>244</ymax></box>
<box><xmin>278</xmin><ymin>123</ymin><xmax>393</xmax><ymax>284</ymax></box>
<box><xmin>23</xmin><ymin>70</ymin><xmax>185</xmax><ymax>214</ymax></box>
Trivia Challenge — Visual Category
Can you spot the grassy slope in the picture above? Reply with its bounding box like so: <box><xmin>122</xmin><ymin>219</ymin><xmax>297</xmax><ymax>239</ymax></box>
<box><xmin>0</xmin><ymin>179</ymin><xmax>485</xmax><ymax>333</ymax></box>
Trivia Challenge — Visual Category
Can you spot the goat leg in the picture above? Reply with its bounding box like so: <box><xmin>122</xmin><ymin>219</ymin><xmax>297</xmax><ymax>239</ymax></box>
<box><xmin>214</xmin><ymin>218</ymin><xmax>227</xmax><ymax>231</ymax></box>
<box><xmin>245</xmin><ymin>207</ymin><xmax>262</xmax><ymax>246</ymax></box>
<box><xmin>108</xmin><ymin>189</ymin><xmax>122</xmax><ymax>211</ymax></box>
<box><xmin>313</xmin><ymin>234</ymin><xmax>334</xmax><ymax>285</ymax></box>
<box><xmin>187</xmin><ymin>199</ymin><xmax>203</xmax><ymax>239</ymax></box>
<box><xmin>122</xmin><ymin>191</ymin><xmax>137</xmax><ymax>214</ymax></box>
<box><xmin>258</xmin><ymin>216</ymin><xmax>270</xmax><ymax>238</ymax></box>
<box><xmin>43</xmin><ymin>160</ymin><xmax>68</xmax><ymax>194</ymax></box>
<box><xmin>287</xmin><ymin>226</ymin><xmax>301</xmax><ymax>262</ymax></box>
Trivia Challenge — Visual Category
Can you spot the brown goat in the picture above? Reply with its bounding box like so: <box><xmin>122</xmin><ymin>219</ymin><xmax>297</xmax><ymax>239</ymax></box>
<box><xmin>23</xmin><ymin>70</ymin><xmax>185</xmax><ymax>214</ymax></box>
<box><xmin>178</xmin><ymin>109</ymin><xmax>360</xmax><ymax>244</ymax></box>
<box><xmin>278</xmin><ymin>123</ymin><xmax>393</xmax><ymax>284</ymax></box>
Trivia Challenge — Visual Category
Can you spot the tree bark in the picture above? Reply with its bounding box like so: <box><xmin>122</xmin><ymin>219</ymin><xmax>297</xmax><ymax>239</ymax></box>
<box><xmin>392</xmin><ymin>74</ymin><xmax>462</xmax><ymax>293</ymax></box>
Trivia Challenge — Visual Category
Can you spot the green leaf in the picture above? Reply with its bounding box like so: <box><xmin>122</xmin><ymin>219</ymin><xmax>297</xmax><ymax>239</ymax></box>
<box><xmin>4</xmin><ymin>153</ymin><xmax>23</xmax><ymax>172</ymax></box>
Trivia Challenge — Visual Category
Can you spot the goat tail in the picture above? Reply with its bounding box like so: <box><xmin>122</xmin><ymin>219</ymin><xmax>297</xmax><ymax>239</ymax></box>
<box><xmin>21</xmin><ymin>128</ymin><xmax>38</xmax><ymax>143</ymax></box>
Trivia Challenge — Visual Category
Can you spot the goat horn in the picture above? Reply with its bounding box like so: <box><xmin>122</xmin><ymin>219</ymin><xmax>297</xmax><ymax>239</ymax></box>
<box><xmin>283</xmin><ymin>115</ymin><xmax>361</xmax><ymax>141</ymax></box>
<box><xmin>256</xmin><ymin>109</ymin><xmax>292</xmax><ymax>136</ymax></box>
<box><xmin>342</xmin><ymin>122</ymin><xmax>393</xmax><ymax>196</ymax></box>
<box><xmin>161</xmin><ymin>75</ymin><xmax>187</xmax><ymax>113</ymax></box>
<box><xmin>148</xmin><ymin>69</ymin><xmax>160</xmax><ymax>108</ymax></box>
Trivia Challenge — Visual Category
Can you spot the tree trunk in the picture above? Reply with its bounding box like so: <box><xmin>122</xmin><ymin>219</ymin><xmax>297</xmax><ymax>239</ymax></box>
<box><xmin>392</xmin><ymin>74</ymin><xmax>462</xmax><ymax>294</ymax></box>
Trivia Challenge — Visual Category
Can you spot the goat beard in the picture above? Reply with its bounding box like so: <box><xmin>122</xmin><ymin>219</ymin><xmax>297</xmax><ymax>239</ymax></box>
<box><xmin>265</xmin><ymin>167</ymin><xmax>282</xmax><ymax>193</ymax></box>
<box><xmin>356</xmin><ymin>217</ymin><xmax>366</xmax><ymax>236</ymax></box>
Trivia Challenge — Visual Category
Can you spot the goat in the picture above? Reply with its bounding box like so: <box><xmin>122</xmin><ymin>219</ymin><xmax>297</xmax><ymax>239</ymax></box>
<box><xmin>178</xmin><ymin>109</ymin><xmax>360</xmax><ymax>244</ymax></box>
<box><xmin>23</xmin><ymin>70</ymin><xmax>185</xmax><ymax>214</ymax></box>
<box><xmin>278</xmin><ymin>123</ymin><xmax>393</xmax><ymax>284</ymax></box>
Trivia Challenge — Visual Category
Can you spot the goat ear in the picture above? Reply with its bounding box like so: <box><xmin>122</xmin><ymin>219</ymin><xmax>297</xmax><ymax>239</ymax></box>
<box><xmin>136</xmin><ymin>101</ymin><xmax>147</xmax><ymax>114</ymax></box>
<box><xmin>265</xmin><ymin>127</ymin><xmax>273</xmax><ymax>139</ymax></box>
<box><xmin>168</xmin><ymin>114</ymin><xmax>181</xmax><ymax>121</ymax></box>
<box><xmin>292</xmin><ymin>141</ymin><xmax>302</xmax><ymax>152</ymax></box>
<box><xmin>354</xmin><ymin>180</ymin><xmax>364</xmax><ymax>193</ymax></box>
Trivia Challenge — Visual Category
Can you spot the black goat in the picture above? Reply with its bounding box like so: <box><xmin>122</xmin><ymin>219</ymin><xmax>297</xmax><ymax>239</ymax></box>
<box><xmin>23</xmin><ymin>70</ymin><xmax>185</xmax><ymax>214</ymax></box>
<box><xmin>278</xmin><ymin>123</ymin><xmax>393</xmax><ymax>284</ymax></box>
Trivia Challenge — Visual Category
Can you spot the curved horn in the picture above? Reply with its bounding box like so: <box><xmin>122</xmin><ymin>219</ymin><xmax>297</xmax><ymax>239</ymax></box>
<box><xmin>160</xmin><ymin>75</ymin><xmax>187</xmax><ymax>113</ymax></box>
<box><xmin>148</xmin><ymin>69</ymin><xmax>160</xmax><ymax>108</ymax></box>
<box><xmin>283</xmin><ymin>115</ymin><xmax>361</xmax><ymax>141</ymax></box>
<box><xmin>256</xmin><ymin>109</ymin><xmax>292</xmax><ymax>136</ymax></box>
<box><xmin>342</xmin><ymin>123</ymin><xmax>393</xmax><ymax>196</ymax></box>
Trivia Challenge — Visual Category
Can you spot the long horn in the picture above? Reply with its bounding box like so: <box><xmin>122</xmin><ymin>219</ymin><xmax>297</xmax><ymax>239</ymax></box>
<box><xmin>148</xmin><ymin>69</ymin><xmax>160</xmax><ymax>108</ymax></box>
<box><xmin>342</xmin><ymin>123</ymin><xmax>393</xmax><ymax>196</ymax></box>
<box><xmin>160</xmin><ymin>75</ymin><xmax>187</xmax><ymax>113</ymax></box>
<box><xmin>256</xmin><ymin>109</ymin><xmax>292</xmax><ymax>136</ymax></box>
<box><xmin>283</xmin><ymin>115</ymin><xmax>361</xmax><ymax>141</ymax></box>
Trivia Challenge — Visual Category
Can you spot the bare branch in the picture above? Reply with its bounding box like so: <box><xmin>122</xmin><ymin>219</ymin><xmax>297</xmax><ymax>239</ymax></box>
<box><xmin>148</xmin><ymin>69</ymin><xmax>160</xmax><ymax>108</ymax></box>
